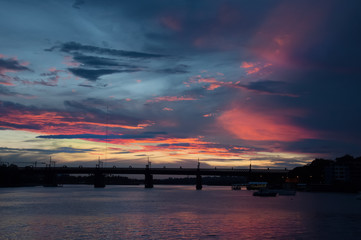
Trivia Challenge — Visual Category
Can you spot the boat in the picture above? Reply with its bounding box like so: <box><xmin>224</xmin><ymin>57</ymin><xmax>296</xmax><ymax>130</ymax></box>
<box><xmin>253</xmin><ymin>188</ymin><xmax>277</xmax><ymax>197</ymax></box>
<box><xmin>276</xmin><ymin>189</ymin><xmax>296</xmax><ymax>196</ymax></box>
<box><xmin>247</xmin><ymin>182</ymin><xmax>268</xmax><ymax>190</ymax></box>
<box><xmin>231</xmin><ymin>184</ymin><xmax>242</xmax><ymax>190</ymax></box>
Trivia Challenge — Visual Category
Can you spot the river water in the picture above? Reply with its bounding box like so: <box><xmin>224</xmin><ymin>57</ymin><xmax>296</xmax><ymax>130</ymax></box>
<box><xmin>0</xmin><ymin>185</ymin><xmax>360</xmax><ymax>240</ymax></box>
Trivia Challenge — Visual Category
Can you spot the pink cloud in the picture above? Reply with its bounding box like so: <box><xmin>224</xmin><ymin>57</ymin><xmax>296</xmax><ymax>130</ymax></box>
<box><xmin>240</xmin><ymin>61</ymin><xmax>255</xmax><ymax>68</ymax></box>
<box><xmin>203</xmin><ymin>113</ymin><xmax>215</xmax><ymax>118</ymax></box>
<box><xmin>207</xmin><ymin>84</ymin><xmax>221</xmax><ymax>90</ymax></box>
<box><xmin>0</xmin><ymin>81</ymin><xmax>15</xmax><ymax>86</ymax></box>
<box><xmin>0</xmin><ymin>106</ymin><xmax>153</xmax><ymax>137</ymax></box>
<box><xmin>160</xmin><ymin>16</ymin><xmax>182</xmax><ymax>31</ymax></box>
<box><xmin>185</xmin><ymin>76</ymin><xmax>231</xmax><ymax>91</ymax></box>
<box><xmin>217</xmin><ymin>107</ymin><xmax>316</xmax><ymax>142</ymax></box>
<box><xmin>198</xmin><ymin>77</ymin><xmax>218</xmax><ymax>83</ymax></box>
<box><xmin>63</xmin><ymin>56</ymin><xmax>81</xmax><ymax>67</ymax></box>
<box><xmin>247</xmin><ymin>2</ymin><xmax>331</xmax><ymax>69</ymax></box>
<box><xmin>246</xmin><ymin>67</ymin><xmax>260</xmax><ymax>75</ymax></box>
<box><xmin>240</xmin><ymin>61</ymin><xmax>272</xmax><ymax>75</ymax></box>
<box><xmin>193</xmin><ymin>37</ymin><xmax>205</xmax><ymax>47</ymax></box>
<box><xmin>147</xmin><ymin>96</ymin><xmax>197</xmax><ymax>103</ymax></box>
<box><xmin>162</xmin><ymin>107</ymin><xmax>174</xmax><ymax>111</ymax></box>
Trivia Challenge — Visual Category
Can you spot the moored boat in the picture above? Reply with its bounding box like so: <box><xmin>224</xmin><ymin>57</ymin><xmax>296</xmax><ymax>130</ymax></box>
<box><xmin>247</xmin><ymin>182</ymin><xmax>268</xmax><ymax>190</ymax></box>
<box><xmin>231</xmin><ymin>184</ymin><xmax>242</xmax><ymax>190</ymax></box>
<box><xmin>253</xmin><ymin>188</ymin><xmax>277</xmax><ymax>197</ymax></box>
<box><xmin>277</xmin><ymin>189</ymin><xmax>296</xmax><ymax>196</ymax></box>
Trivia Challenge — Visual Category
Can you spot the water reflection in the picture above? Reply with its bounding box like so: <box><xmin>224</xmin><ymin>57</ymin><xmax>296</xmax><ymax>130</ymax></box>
<box><xmin>1</xmin><ymin>185</ymin><xmax>360</xmax><ymax>239</ymax></box>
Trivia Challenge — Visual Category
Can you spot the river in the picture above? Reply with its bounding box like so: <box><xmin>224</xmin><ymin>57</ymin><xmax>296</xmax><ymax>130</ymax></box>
<box><xmin>1</xmin><ymin>185</ymin><xmax>360</xmax><ymax>239</ymax></box>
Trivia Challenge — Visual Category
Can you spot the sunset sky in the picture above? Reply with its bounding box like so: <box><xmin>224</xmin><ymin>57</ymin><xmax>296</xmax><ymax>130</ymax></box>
<box><xmin>1</xmin><ymin>0</ymin><xmax>361</xmax><ymax>168</ymax></box>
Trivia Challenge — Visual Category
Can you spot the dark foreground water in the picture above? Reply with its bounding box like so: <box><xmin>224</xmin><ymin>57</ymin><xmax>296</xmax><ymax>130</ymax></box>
<box><xmin>0</xmin><ymin>185</ymin><xmax>360</xmax><ymax>240</ymax></box>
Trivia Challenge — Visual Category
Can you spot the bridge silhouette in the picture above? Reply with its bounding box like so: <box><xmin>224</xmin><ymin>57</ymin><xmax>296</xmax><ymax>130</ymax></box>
<box><xmin>19</xmin><ymin>165</ymin><xmax>289</xmax><ymax>189</ymax></box>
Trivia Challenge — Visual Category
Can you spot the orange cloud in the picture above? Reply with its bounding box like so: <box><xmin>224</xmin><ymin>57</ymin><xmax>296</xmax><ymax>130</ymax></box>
<box><xmin>203</xmin><ymin>113</ymin><xmax>215</xmax><ymax>118</ymax></box>
<box><xmin>207</xmin><ymin>84</ymin><xmax>221</xmax><ymax>90</ymax></box>
<box><xmin>111</xmin><ymin>136</ymin><xmax>252</xmax><ymax>158</ymax></box>
<box><xmin>240</xmin><ymin>61</ymin><xmax>255</xmax><ymax>68</ymax></box>
<box><xmin>240</xmin><ymin>61</ymin><xmax>272</xmax><ymax>75</ymax></box>
<box><xmin>0</xmin><ymin>108</ymin><xmax>152</xmax><ymax>136</ymax></box>
<box><xmin>0</xmin><ymin>81</ymin><xmax>15</xmax><ymax>86</ymax></box>
<box><xmin>198</xmin><ymin>78</ymin><xmax>218</xmax><ymax>83</ymax></box>
<box><xmin>218</xmin><ymin>107</ymin><xmax>316</xmax><ymax>141</ymax></box>
<box><xmin>246</xmin><ymin>67</ymin><xmax>260</xmax><ymax>75</ymax></box>
<box><xmin>184</xmin><ymin>76</ymin><xmax>231</xmax><ymax>91</ymax></box>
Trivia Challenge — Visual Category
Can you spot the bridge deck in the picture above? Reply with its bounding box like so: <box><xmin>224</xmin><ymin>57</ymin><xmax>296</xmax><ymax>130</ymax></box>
<box><xmin>20</xmin><ymin>167</ymin><xmax>289</xmax><ymax>176</ymax></box>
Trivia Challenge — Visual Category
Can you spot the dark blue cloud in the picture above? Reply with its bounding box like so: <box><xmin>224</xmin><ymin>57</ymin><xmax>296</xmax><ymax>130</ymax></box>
<box><xmin>48</xmin><ymin>41</ymin><xmax>167</xmax><ymax>59</ymax></box>
<box><xmin>63</xmin><ymin>99</ymin><xmax>145</xmax><ymax>126</ymax></box>
<box><xmin>0</xmin><ymin>58</ymin><xmax>30</xmax><ymax>73</ymax></box>
<box><xmin>67</xmin><ymin>68</ymin><xmax>127</xmax><ymax>81</ymax></box>
<box><xmin>237</xmin><ymin>80</ymin><xmax>299</xmax><ymax>97</ymax></box>
<box><xmin>48</xmin><ymin>42</ymin><xmax>191</xmax><ymax>81</ymax></box>
<box><xmin>0</xmin><ymin>146</ymin><xmax>93</xmax><ymax>154</ymax></box>
<box><xmin>72</xmin><ymin>54</ymin><xmax>145</xmax><ymax>70</ymax></box>
<box><xmin>156</xmin><ymin>64</ymin><xmax>189</xmax><ymax>74</ymax></box>
<box><xmin>0</xmin><ymin>85</ymin><xmax>15</xmax><ymax>96</ymax></box>
<box><xmin>72</xmin><ymin>0</ymin><xmax>85</xmax><ymax>9</ymax></box>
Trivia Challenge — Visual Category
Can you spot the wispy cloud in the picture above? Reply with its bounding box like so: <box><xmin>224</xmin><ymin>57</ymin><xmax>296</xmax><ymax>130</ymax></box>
<box><xmin>47</xmin><ymin>42</ymin><xmax>167</xmax><ymax>59</ymax></box>
<box><xmin>147</xmin><ymin>96</ymin><xmax>198</xmax><ymax>103</ymax></box>
<box><xmin>0</xmin><ymin>56</ymin><xmax>30</xmax><ymax>74</ymax></box>
<box><xmin>36</xmin><ymin>132</ymin><xmax>167</xmax><ymax>140</ymax></box>
<box><xmin>67</xmin><ymin>68</ymin><xmax>126</xmax><ymax>81</ymax></box>
<box><xmin>0</xmin><ymin>100</ymin><xmax>152</xmax><ymax>135</ymax></box>
<box><xmin>0</xmin><ymin>146</ymin><xmax>93</xmax><ymax>155</ymax></box>
<box><xmin>234</xmin><ymin>80</ymin><xmax>299</xmax><ymax>97</ymax></box>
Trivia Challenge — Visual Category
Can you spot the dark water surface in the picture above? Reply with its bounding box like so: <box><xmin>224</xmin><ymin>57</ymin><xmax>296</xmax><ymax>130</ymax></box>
<box><xmin>1</xmin><ymin>185</ymin><xmax>360</xmax><ymax>239</ymax></box>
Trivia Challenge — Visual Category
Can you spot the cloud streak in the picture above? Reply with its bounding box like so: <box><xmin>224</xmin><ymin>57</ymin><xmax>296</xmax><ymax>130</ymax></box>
<box><xmin>48</xmin><ymin>42</ymin><xmax>167</xmax><ymax>59</ymax></box>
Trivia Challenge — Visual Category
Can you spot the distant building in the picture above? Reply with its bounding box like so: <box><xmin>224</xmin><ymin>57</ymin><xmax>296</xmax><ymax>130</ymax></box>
<box><xmin>334</xmin><ymin>165</ymin><xmax>350</xmax><ymax>182</ymax></box>
<box><xmin>289</xmin><ymin>155</ymin><xmax>361</xmax><ymax>191</ymax></box>
<box><xmin>335</xmin><ymin>155</ymin><xmax>361</xmax><ymax>188</ymax></box>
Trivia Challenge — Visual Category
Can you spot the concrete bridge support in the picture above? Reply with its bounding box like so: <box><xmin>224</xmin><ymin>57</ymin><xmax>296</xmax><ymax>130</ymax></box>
<box><xmin>196</xmin><ymin>174</ymin><xmax>202</xmax><ymax>190</ymax></box>
<box><xmin>43</xmin><ymin>169</ymin><xmax>58</xmax><ymax>187</ymax></box>
<box><xmin>144</xmin><ymin>173</ymin><xmax>153</xmax><ymax>188</ymax></box>
<box><xmin>196</xmin><ymin>160</ymin><xmax>202</xmax><ymax>190</ymax></box>
<box><xmin>94</xmin><ymin>171</ymin><xmax>105</xmax><ymax>188</ymax></box>
<box><xmin>144</xmin><ymin>163</ymin><xmax>154</xmax><ymax>188</ymax></box>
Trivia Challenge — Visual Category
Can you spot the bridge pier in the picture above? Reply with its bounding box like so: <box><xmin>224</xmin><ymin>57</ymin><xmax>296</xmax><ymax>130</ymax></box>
<box><xmin>43</xmin><ymin>169</ymin><xmax>58</xmax><ymax>187</ymax></box>
<box><xmin>94</xmin><ymin>171</ymin><xmax>105</xmax><ymax>188</ymax></box>
<box><xmin>196</xmin><ymin>174</ymin><xmax>202</xmax><ymax>190</ymax></box>
<box><xmin>196</xmin><ymin>160</ymin><xmax>202</xmax><ymax>190</ymax></box>
<box><xmin>144</xmin><ymin>172</ymin><xmax>154</xmax><ymax>188</ymax></box>
<box><xmin>144</xmin><ymin>163</ymin><xmax>153</xmax><ymax>188</ymax></box>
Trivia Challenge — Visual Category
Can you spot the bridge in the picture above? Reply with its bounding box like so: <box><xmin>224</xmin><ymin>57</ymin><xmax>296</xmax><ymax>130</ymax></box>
<box><xmin>16</xmin><ymin>165</ymin><xmax>289</xmax><ymax>190</ymax></box>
